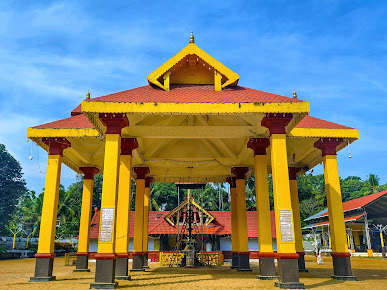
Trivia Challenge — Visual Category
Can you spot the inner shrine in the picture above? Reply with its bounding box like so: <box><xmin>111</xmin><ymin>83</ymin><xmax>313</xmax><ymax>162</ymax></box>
<box><xmin>27</xmin><ymin>33</ymin><xmax>359</xmax><ymax>289</ymax></box>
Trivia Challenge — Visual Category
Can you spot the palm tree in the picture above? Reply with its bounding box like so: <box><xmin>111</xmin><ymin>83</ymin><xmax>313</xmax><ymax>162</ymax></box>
<box><xmin>367</xmin><ymin>174</ymin><xmax>380</xmax><ymax>194</ymax></box>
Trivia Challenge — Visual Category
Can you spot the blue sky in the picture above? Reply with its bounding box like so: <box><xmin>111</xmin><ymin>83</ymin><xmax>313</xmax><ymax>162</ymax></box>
<box><xmin>0</xmin><ymin>1</ymin><xmax>386</xmax><ymax>193</ymax></box>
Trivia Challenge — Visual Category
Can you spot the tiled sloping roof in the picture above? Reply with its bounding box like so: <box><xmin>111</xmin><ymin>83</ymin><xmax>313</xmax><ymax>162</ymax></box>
<box><xmin>89</xmin><ymin>209</ymin><xmax>277</xmax><ymax>239</ymax></box>
<box><xmin>32</xmin><ymin>114</ymin><xmax>94</xmax><ymax>129</ymax></box>
<box><xmin>320</xmin><ymin>191</ymin><xmax>387</xmax><ymax>217</ymax></box>
<box><xmin>85</xmin><ymin>84</ymin><xmax>303</xmax><ymax>104</ymax></box>
<box><xmin>71</xmin><ymin>104</ymin><xmax>82</xmax><ymax>116</ymax></box>
<box><xmin>295</xmin><ymin>115</ymin><xmax>352</xmax><ymax>129</ymax></box>
<box><xmin>316</xmin><ymin>213</ymin><xmax>365</xmax><ymax>226</ymax></box>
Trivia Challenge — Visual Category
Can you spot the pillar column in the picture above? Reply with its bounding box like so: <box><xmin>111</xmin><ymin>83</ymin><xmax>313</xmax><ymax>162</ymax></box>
<box><xmin>289</xmin><ymin>167</ymin><xmax>308</xmax><ymax>272</ymax></box>
<box><xmin>226</xmin><ymin>177</ymin><xmax>239</xmax><ymax>269</ymax></box>
<box><xmin>247</xmin><ymin>138</ymin><xmax>276</xmax><ymax>280</ymax></box>
<box><xmin>262</xmin><ymin>114</ymin><xmax>304</xmax><ymax>289</ymax></box>
<box><xmin>315</xmin><ymin>138</ymin><xmax>356</xmax><ymax>280</ymax></box>
<box><xmin>30</xmin><ymin>137</ymin><xmax>70</xmax><ymax>282</ymax></box>
<box><xmin>143</xmin><ymin>177</ymin><xmax>153</xmax><ymax>268</ymax></box>
<box><xmin>91</xmin><ymin>113</ymin><xmax>128</xmax><ymax>289</ymax></box>
<box><xmin>231</xmin><ymin>167</ymin><xmax>252</xmax><ymax>272</ymax></box>
<box><xmin>131</xmin><ymin>167</ymin><xmax>150</xmax><ymax>271</ymax></box>
<box><xmin>75</xmin><ymin>167</ymin><xmax>99</xmax><ymax>272</ymax></box>
<box><xmin>115</xmin><ymin>138</ymin><xmax>138</xmax><ymax>280</ymax></box>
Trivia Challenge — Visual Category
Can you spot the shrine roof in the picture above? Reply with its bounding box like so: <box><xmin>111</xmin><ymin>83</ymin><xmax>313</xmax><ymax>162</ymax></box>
<box><xmin>84</xmin><ymin>84</ymin><xmax>304</xmax><ymax>104</ymax></box>
<box><xmin>32</xmin><ymin>114</ymin><xmax>94</xmax><ymax>129</ymax></box>
<box><xmin>295</xmin><ymin>115</ymin><xmax>352</xmax><ymax>129</ymax></box>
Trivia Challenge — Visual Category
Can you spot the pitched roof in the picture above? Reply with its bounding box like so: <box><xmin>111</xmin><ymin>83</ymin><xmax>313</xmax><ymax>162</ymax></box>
<box><xmin>295</xmin><ymin>115</ymin><xmax>352</xmax><ymax>129</ymax></box>
<box><xmin>32</xmin><ymin>114</ymin><xmax>94</xmax><ymax>129</ymax></box>
<box><xmin>85</xmin><ymin>84</ymin><xmax>303</xmax><ymax>104</ymax></box>
<box><xmin>89</xmin><ymin>209</ymin><xmax>276</xmax><ymax>239</ymax></box>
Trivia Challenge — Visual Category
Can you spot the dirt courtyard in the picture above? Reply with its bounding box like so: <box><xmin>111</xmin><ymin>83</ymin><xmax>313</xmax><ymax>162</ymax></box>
<box><xmin>0</xmin><ymin>255</ymin><xmax>386</xmax><ymax>289</ymax></box>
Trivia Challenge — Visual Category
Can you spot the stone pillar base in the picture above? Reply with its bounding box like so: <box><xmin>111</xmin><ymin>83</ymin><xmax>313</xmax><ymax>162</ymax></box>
<box><xmin>230</xmin><ymin>251</ymin><xmax>239</xmax><ymax>269</ymax></box>
<box><xmin>93</xmin><ymin>254</ymin><xmax>117</xmax><ymax>286</ymax></box>
<box><xmin>115</xmin><ymin>254</ymin><xmax>130</xmax><ymax>279</ymax></box>
<box><xmin>257</xmin><ymin>253</ymin><xmax>276</xmax><ymax>279</ymax></box>
<box><xmin>74</xmin><ymin>253</ymin><xmax>89</xmax><ymax>272</ymax></box>
<box><xmin>237</xmin><ymin>252</ymin><xmax>252</xmax><ymax>272</ymax></box>
<box><xmin>30</xmin><ymin>253</ymin><xmax>55</xmax><ymax>282</ymax></box>
<box><xmin>131</xmin><ymin>253</ymin><xmax>145</xmax><ymax>271</ymax></box>
<box><xmin>143</xmin><ymin>252</ymin><xmax>149</xmax><ymax>268</ymax></box>
<box><xmin>331</xmin><ymin>253</ymin><xmax>356</xmax><ymax>280</ymax></box>
<box><xmin>297</xmin><ymin>252</ymin><xmax>308</xmax><ymax>272</ymax></box>
<box><xmin>276</xmin><ymin>254</ymin><xmax>304</xmax><ymax>289</ymax></box>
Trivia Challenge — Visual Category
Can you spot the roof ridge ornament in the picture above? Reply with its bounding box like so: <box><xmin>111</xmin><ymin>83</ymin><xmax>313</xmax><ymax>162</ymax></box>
<box><xmin>86</xmin><ymin>90</ymin><xmax>90</xmax><ymax>99</ymax></box>
<box><xmin>293</xmin><ymin>89</ymin><xmax>297</xmax><ymax>99</ymax></box>
<box><xmin>189</xmin><ymin>32</ymin><xmax>194</xmax><ymax>43</ymax></box>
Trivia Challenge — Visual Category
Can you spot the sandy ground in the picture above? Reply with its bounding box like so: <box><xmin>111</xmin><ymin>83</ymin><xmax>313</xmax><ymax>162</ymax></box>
<box><xmin>0</xmin><ymin>255</ymin><xmax>386</xmax><ymax>289</ymax></box>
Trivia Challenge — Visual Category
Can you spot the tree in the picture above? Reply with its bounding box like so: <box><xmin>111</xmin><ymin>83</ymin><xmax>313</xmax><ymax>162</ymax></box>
<box><xmin>0</xmin><ymin>144</ymin><xmax>27</xmax><ymax>234</ymax></box>
<box><xmin>367</xmin><ymin>174</ymin><xmax>380</xmax><ymax>194</ymax></box>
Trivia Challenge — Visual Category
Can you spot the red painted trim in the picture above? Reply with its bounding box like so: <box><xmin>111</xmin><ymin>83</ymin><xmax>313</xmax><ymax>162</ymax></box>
<box><xmin>35</xmin><ymin>253</ymin><xmax>56</xmax><ymax>259</ymax></box>
<box><xmin>121</xmin><ymin>138</ymin><xmax>138</xmax><ymax>155</ymax></box>
<box><xmin>330</xmin><ymin>252</ymin><xmax>351</xmax><ymax>258</ymax></box>
<box><xmin>231</xmin><ymin>167</ymin><xmax>249</xmax><ymax>180</ymax></box>
<box><xmin>289</xmin><ymin>167</ymin><xmax>301</xmax><ymax>180</ymax></box>
<box><xmin>132</xmin><ymin>252</ymin><xmax>144</xmax><ymax>256</ymax></box>
<box><xmin>296</xmin><ymin>252</ymin><xmax>305</xmax><ymax>256</ymax></box>
<box><xmin>247</xmin><ymin>138</ymin><xmax>270</xmax><ymax>156</ymax></box>
<box><xmin>258</xmin><ymin>252</ymin><xmax>276</xmax><ymax>258</ymax></box>
<box><xmin>261</xmin><ymin>113</ymin><xmax>293</xmax><ymax>135</ymax></box>
<box><xmin>42</xmin><ymin>137</ymin><xmax>71</xmax><ymax>156</ymax></box>
<box><xmin>231</xmin><ymin>251</ymin><xmax>238</xmax><ymax>255</ymax></box>
<box><xmin>116</xmin><ymin>253</ymin><xmax>129</xmax><ymax>258</ymax></box>
<box><xmin>79</xmin><ymin>167</ymin><xmax>99</xmax><ymax>180</ymax></box>
<box><xmin>145</xmin><ymin>177</ymin><xmax>153</xmax><ymax>188</ymax></box>
<box><xmin>99</xmin><ymin>113</ymin><xmax>129</xmax><ymax>134</ymax></box>
<box><xmin>76</xmin><ymin>252</ymin><xmax>89</xmax><ymax>256</ymax></box>
<box><xmin>226</xmin><ymin>177</ymin><xmax>236</xmax><ymax>188</ymax></box>
<box><xmin>133</xmin><ymin>167</ymin><xmax>150</xmax><ymax>179</ymax></box>
<box><xmin>314</xmin><ymin>138</ymin><xmax>343</xmax><ymax>157</ymax></box>
<box><xmin>94</xmin><ymin>253</ymin><xmax>117</xmax><ymax>260</ymax></box>
<box><xmin>238</xmin><ymin>251</ymin><xmax>250</xmax><ymax>255</ymax></box>
<box><xmin>276</xmin><ymin>253</ymin><xmax>299</xmax><ymax>259</ymax></box>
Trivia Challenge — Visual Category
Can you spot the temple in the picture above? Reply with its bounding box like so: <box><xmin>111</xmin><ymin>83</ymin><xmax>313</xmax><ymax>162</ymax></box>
<box><xmin>27</xmin><ymin>33</ymin><xmax>359</xmax><ymax>289</ymax></box>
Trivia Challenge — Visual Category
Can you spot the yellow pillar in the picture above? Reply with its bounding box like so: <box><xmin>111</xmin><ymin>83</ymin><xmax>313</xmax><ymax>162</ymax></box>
<box><xmin>226</xmin><ymin>177</ymin><xmax>239</xmax><ymax>269</ymax></box>
<box><xmin>31</xmin><ymin>138</ymin><xmax>70</xmax><ymax>281</ymax></box>
<box><xmin>262</xmin><ymin>114</ymin><xmax>303</xmax><ymax>287</ymax></box>
<box><xmin>92</xmin><ymin>113</ymin><xmax>128</xmax><ymax>286</ymax></box>
<box><xmin>247</xmin><ymin>138</ymin><xmax>277</xmax><ymax>278</ymax></box>
<box><xmin>132</xmin><ymin>167</ymin><xmax>150</xmax><ymax>270</ymax></box>
<box><xmin>143</xmin><ymin>177</ymin><xmax>153</xmax><ymax>267</ymax></box>
<box><xmin>76</xmin><ymin>167</ymin><xmax>98</xmax><ymax>271</ymax></box>
<box><xmin>231</xmin><ymin>167</ymin><xmax>251</xmax><ymax>271</ymax></box>
<box><xmin>315</xmin><ymin>138</ymin><xmax>355</xmax><ymax>279</ymax></box>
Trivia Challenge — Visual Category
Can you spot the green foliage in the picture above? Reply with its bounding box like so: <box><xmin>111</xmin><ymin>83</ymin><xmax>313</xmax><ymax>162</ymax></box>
<box><xmin>0</xmin><ymin>143</ymin><xmax>27</xmax><ymax>234</ymax></box>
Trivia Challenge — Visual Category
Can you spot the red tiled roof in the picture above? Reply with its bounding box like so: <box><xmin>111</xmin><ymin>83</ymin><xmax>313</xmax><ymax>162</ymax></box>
<box><xmin>320</xmin><ymin>191</ymin><xmax>387</xmax><ymax>217</ymax></box>
<box><xmin>89</xmin><ymin>209</ymin><xmax>277</xmax><ymax>239</ymax></box>
<box><xmin>71</xmin><ymin>104</ymin><xmax>82</xmax><ymax>116</ymax></box>
<box><xmin>295</xmin><ymin>115</ymin><xmax>352</xmax><ymax>129</ymax></box>
<box><xmin>32</xmin><ymin>114</ymin><xmax>94</xmax><ymax>129</ymax></box>
<box><xmin>316</xmin><ymin>213</ymin><xmax>365</xmax><ymax>226</ymax></box>
<box><xmin>85</xmin><ymin>84</ymin><xmax>304</xmax><ymax>104</ymax></box>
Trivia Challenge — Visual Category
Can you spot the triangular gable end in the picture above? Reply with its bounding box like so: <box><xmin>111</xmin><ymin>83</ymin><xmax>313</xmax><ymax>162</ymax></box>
<box><xmin>147</xmin><ymin>38</ymin><xmax>240</xmax><ymax>91</ymax></box>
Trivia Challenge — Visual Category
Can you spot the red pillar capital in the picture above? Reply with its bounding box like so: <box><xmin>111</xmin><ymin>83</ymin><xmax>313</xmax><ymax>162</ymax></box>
<box><xmin>314</xmin><ymin>138</ymin><xmax>343</xmax><ymax>157</ymax></box>
<box><xmin>226</xmin><ymin>177</ymin><xmax>236</xmax><ymax>188</ymax></box>
<box><xmin>247</xmin><ymin>138</ymin><xmax>270</xmax><ymax>156</ymax></box>
<box><xmin>121</xmin><ymin>138</ymin><xmax>138</xmax><ymax>155</ymax></box>
<box><xmin>288</xmin><ymin>167</ymin><xmax>302</xmax><ymax>180</ymax></box>
<box><xmin>231</xmin><ymin>167</ymin><xmax>249</xmax><ymax>180</ymax></box>
<box><xmin>133</xmin><ymin>167</ymin><xmax>150</xmax><ymax>179</ymax></box>
<box><xmin>42</xmin><ymin>137</ymin><xmax>71</xmax><ymax>156</ymax></box>
<box><xmin>145</xmin><ymin>177</ymin><xmax>154</xmax><ymax>188</ymax></box>
<box><xmin>99</xmin><ymin>113</ymin><xmax>129</xmax><ymax>134</ymax></box>
<box><xmin>79</xmin><ymin>167</ymin><xmax>99</xmax><ymax>180</ymax></box>
<box><xmin>261</xmin><ymin>113</ymin><xmax>293</xmax><ymax>135</ymax></box>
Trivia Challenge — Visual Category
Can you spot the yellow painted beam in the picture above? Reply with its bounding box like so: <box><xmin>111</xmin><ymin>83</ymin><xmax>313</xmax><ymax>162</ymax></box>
<box><xmin>290</xmin><ymin>128</ymin><xmax>359</xmax><ymax>139</ymax></box>
<box><xmin>254</xmin><ymin>155</ymin><xmax>274</xmax><ymax>253</ymax></box>
<box><xmin>164</xmin><ymin>72</ymin><xmax>170</xmax><ymax>91</ymax></box>
<box><xmin>97</xmin><ymin>134</ymin><xmax>121</xmax><ymax>254</ymax></box>
<box><xmin>77</xmin><ymin>178</ymin><xmax>94</xmax><ymax>253</ymax></box>
<box><xmin>27</xmin><ymin>128</ymin><xmax>99</xmax><ymax>138</ymax></box>
<box><xmin>289</xmin><ymin>179</ymin><xmax>304</xmax><ymax>253</ymax></box>
<box><xmin>214</xmin><ymin>70</ymin><xmax>222</xmax><ymax>91</ymax></box>
<box><xmin>270</xmin><ymin>134</ymin><xmax>296</xmax><ymax>254</ymax></box>
<box><xmin>37</xmin><ymin>155</ymin><xmax>62</xmax><ymax>254</ymax></box>
<box><xmin>323</xmin><ymin>155</ymin><xmax>348</xmax><ymax>253</ymax></box>
<box><xmin>133</xmin><ymin>179</ymin><xmax>145</xmax><ymax>253</ymax></box>
<box><xmin>115</xmin><ymin>155</ymin><xmax>133</xmax><ymax>254</ymax></box>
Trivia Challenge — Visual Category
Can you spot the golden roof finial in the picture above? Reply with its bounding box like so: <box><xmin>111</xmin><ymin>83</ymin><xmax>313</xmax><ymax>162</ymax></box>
<box><xmin>86</xmin><ymin>90</ymin><xmax>90</xmax><ymax>99</ymax></box>
<box><xmin>293</xmin><ymin>89</ymin><xmax>297</xmax><ymax>98</ymax></box>
<box><xmin>189</xmin><ymin>32</ymin><xmax>194</xmax><ymax>43</ymax></box>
